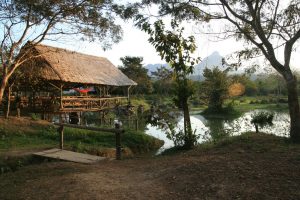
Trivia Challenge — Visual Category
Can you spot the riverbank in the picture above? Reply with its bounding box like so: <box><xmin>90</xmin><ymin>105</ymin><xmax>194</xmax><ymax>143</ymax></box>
<box><xmin>0</xmin><ymin>133</ymin><xmax>299</xmax><ymax>199</ymax></box>
<box><xmin>0</xmin><ymin>117</ymin><xmax>164</xmax><ymax>172</ymax></box>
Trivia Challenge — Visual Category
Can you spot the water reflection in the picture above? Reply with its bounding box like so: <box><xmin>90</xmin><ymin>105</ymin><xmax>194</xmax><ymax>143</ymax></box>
<box><xmin>145</xmin><ymin>110</ymin><xmax>290</xmax><ymax>152</ymax></box>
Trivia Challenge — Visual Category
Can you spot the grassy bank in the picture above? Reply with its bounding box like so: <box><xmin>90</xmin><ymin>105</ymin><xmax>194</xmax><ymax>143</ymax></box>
<box><xmin>0</xmin><ymin>117</ymin><xmax>164</xmax><ymax>173</ymax></box>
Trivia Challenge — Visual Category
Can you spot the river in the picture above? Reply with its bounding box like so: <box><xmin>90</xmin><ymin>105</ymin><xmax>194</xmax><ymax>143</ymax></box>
<box><xmin>145</xmin><ymin>110</ymin><xmax>290</xmax><ymax>153</ymax></box>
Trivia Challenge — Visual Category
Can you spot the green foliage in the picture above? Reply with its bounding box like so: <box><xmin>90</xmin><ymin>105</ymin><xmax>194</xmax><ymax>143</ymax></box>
<box><xmin>201</xmin><ymin>67</ymin><xmax>229</xmax><ymax>112</ymax></box>
<box><xmin>0</xmin><ymin>0</ymin><xmax>125</xmax><ymax>106</ymax></box>
<box><xmin>251</xmin><ymin>111</ymin><xmax>274</xmax><ymax>133</ymax></box>
<box><xmin>152</xmin><ymin>66</ymin><xmax>174</xmax><ymax>95</ymax></box>
<box><xmin>2</xmin><ymin>0</ymin><xmax>123</xmax><ymax>49</ymax></box>
<box><xmin>133</xmin><ymin>0</ymin><xmax>300</xmax><ymax>142</ymax></box>
<box><xmin>0</xmin><ymin>119</ymin><xmax>163</xmax><ymax>154</ymax></box>
<box><xmin>119</xmin><ymin>56</ymin><xmax>153</xmax><ymax>94</ymax></box>
<box><xmin>141</xmin><ymin>19</ymin><xmax>199</xmax><ymax>149</ymax></box>
<box><xmin>255</xmin><ymin>74</ymin><xmax>287</xmax><ymax>96</ymax></box>
<box><xmin>173</xmin><ymin>79</ymin><xmax>195</xmax><ymax>109</ymax></box>
<box><xmin>30</xmin><ymin>113</ymin><xmax>40</xmax><ymax>121</ymax></box>
<box><xmin>147</xmin><ymin>103</ymin><xmax>191</xmax><ymax>147</ymax></box>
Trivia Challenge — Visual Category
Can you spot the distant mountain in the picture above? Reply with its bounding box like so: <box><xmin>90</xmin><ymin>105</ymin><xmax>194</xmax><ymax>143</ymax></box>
<box><xmin>145</xmin><ymin>51</ymin><xmax>282</xmax><ymax>81</ymax></box>
<box><xmin>191</xmin><ymin>51</ymin><xmax>226</xmax><ymax>80</ymax></box>
<box><xmin>145</xmin><ymin>51</ymin><xmax>225</xmax><ymax>79</ymax></box>
<box><xmin>193</xmin><ymin>51</ymin><xmax>226</xmax><ymax>75</ymax></box>
<box><xmin>144</xmin><ymin>63</ymin><xmax>169</xmax><ymax>75</ymax></box>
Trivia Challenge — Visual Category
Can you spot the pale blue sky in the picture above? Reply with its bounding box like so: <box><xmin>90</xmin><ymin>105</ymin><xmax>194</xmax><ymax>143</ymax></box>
<box><xmin>43</xmin><ymin>2</ymin><xmax>299</xmax><ymax>71</ymax></box>
<box><xmin>44</xmin><ymin>18</ymin><xmax>299</xmax><ymax>72</ymax></box>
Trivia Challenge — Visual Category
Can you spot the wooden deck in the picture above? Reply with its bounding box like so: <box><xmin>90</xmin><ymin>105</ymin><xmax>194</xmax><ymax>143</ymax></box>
<box><xmin>13</xmin><ymin>96</ymin><xmax>128</xmax><ymax>113</ymax></box>
<box><xmin>33</xmin><ymin>148</ymin><xmax>106</xmax><ymax>164</ymax></box>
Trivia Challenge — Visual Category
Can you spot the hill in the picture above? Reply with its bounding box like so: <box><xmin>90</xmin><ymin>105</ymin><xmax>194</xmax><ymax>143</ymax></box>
<box><xmin>145</xmin><ymin>51</ymin><xmax>227</xmax><ymax>80</ymax></box>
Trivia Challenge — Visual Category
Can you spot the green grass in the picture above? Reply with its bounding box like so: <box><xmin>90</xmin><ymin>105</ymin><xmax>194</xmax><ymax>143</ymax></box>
<box><xmin>196</xmin><ymin>132</ymin><xmax>294</xmax><ymax>153</ymax></box>
<box><xmin>0</xmin><ymin>118</ymin><xmax>164</xmax><ymax>155</ymax></box>
<box><xmin>0</xmin><ymin>117</ymin><xmax>164</xmax><ymax>173</ymax></box>
<box><xmin>234</xmin><ymin>103</ymin><xmax>288</xmax><ymax>112</ymax></box>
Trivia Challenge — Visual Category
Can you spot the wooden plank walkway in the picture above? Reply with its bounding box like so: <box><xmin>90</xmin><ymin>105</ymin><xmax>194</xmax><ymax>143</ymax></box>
<box><xmin>33</xmin><ymin>148</ymin><xmax>106</xmax><ymax>164</ymax></box>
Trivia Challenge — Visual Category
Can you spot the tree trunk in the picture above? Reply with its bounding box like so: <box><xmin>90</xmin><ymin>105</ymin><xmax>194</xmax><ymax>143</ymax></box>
<box><xmin>5</xmin><ymin>86</ymin><xmax>11</xmax><ymax>118</ymax></box>
<box><xmin>285</xmin><ymin>75</ymin><xmax>300</xmax><ymax>143</ymax></box>
<box><xmin>0</xmin><ymin>75</ymin><xmax>9</xmax><ymax>116</ymax></box>
<box><xmin>254</xmin><ymin>124</ymin><xmax>259</xmax><ymax>133</ymax></box>
<box><xmin>182</xmin><ymin>101</ymin><xmax>193</xmax><ymax>149</ymax></box>
<box><xmin>0</xmin><ymin>76</ymin><xmax>8</xmax><ymax>107</ymax></box>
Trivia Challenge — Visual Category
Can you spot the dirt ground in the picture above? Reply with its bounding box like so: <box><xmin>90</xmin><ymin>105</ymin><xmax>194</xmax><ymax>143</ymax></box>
<box><xmin>1</xmin><ymin>134</ymin><xmax>300</xmax><ymax>200</ymax></box>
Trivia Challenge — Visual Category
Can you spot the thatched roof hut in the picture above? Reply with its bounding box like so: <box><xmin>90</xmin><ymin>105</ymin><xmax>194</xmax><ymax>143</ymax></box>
<box><xmin>25</xmin><ymin>44</ymin><xmax>136</xmax><ymax>86</ymax></box>
<box><xmin>11</xmin><ymin>44</ymin><xmax>136</xmax><ymax>113</ymax></box>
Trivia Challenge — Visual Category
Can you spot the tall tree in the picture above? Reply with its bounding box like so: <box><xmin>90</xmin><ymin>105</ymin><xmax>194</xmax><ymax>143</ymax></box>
<box><xmin>119</xmin><ymin>56</ymin><xmax>153</xmax><ymax>94</ymax></box>
<box><xmin>201</xmin><ymin>67</ymin><xmax>230</xmax><ymax>112</ymax></box>
<box><xmin>135</xmin><ymin>0</ymin><xmax>300</xmax><ymax>142</ymax></box>
<box><xmin>152</xmin><ymin>66</ymin><xmax>174</xmax><ymax>95</ymax></box>
<box><xmin>141</xmin><ymin>19</ymin><xmax>199</xmax><ymax>149</ymax></box>
<box><xmin>0</xmin><ymin>0</ymin><xmax>124</xmax><ymax>106</ymax></box>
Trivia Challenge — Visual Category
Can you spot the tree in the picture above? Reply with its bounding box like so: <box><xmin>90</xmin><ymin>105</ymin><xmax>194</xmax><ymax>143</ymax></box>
<box><xmin>201</xmin><ymin>67</ymin><xmax>230</xmax><ymax>112</ymax></box>
<box><xmin>151</xmin><ymin>66</ymin><xmax>174</xmax><ymax>95</ymax></box>
<box><xmin>141</xmin><ymin>19</ymin><xmax>199</xmax><ymax>149</ymax></box>
<box><xmin>255</xmin><ymin>73</ymin><xmax>287</xmax><ymax>96</ymax></box>
<box><xmin>251</xmin><ymin>111</ymin><xmax>274</xmax><ymax>133</ymax></box>
<box><xmin>135</xmin><ymin>0</ymin><xmax>300</xmax><ymax>142</ymax></box>
<box><xmin>0</xmin><ymin>0</ymin><xmax>124</xmax><ymax>106</ymax></box>
<box><xmin>230</xmin><ymin>74</ymin><xmax>258</xmax><ymax>96</ymax></box>
<box><xmin>119</xmin><ymin>56</ymin><xmax>153</xmax><ymax>94</ymax></box>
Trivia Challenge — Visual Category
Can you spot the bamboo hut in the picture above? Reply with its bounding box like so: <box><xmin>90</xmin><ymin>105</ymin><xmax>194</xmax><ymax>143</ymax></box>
<box><xmin>11</xmin><ymin>43</ymin><xmax>136</xmax><ymax>115</ymax></box>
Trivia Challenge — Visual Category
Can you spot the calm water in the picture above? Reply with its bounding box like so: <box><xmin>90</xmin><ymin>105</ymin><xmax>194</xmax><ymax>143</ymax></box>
<box><xmin>145</xmin><ymin>110</ymin><xmax>290</xmax><ymax>152</ymax></box>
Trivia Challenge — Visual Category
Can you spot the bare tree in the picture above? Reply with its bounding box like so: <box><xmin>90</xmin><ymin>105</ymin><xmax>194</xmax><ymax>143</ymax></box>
<box><xmin>0</xmin><ymin>0</ymin><xmax>124</xmax><ymax>105</ymax></box>
<box><xmin>136</xmin><ymin>0</ymin><xmax>300</xmax><ymax>142</ymax></box>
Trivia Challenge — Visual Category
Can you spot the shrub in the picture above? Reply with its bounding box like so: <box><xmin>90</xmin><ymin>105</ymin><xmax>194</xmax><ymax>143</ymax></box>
<box><xmin>250</xmin><ymin>111</ymin><xmax>274</xmax><ymax>133</ymax></box>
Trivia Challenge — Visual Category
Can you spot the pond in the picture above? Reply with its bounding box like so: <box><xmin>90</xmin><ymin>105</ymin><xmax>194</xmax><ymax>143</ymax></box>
<box><xmin>145</xmin><ymin>110</ymin><xmax>290</xmax><ymax>153</ymax></box>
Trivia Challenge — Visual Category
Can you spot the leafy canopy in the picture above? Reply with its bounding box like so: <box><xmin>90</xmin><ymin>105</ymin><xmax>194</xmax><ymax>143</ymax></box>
<box><xmin>119</xmin><ymin>56</ymin><xmax>153</xmax><ymax>94</ymax></box>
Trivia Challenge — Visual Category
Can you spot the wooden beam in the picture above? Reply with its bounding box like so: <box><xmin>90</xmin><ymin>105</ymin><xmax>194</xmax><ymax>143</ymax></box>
<box><xmin>127</xmin><ymin>85</ymin><xmax>132</xmax><ymax>102</ymax></box>
<box><xmin>53</xmin><ymin>123</ymin><xmax>125</xmax><ymax>134</ymax></box>
<box><xmin>60</xmin><ymin>84</ymin><xmax>64</xmax><ymax>109</ymax></box>
<box><xmin>48</xmin><ymin>82</ymin><xmax>61</xmax><ymax>90</ymax></box>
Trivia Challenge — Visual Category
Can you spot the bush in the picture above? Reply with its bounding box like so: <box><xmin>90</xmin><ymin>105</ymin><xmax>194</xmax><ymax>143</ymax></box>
<box><xmin>250</xmin><ymin>111</ymin><xmax>274</xmax><ymax>133</ymax></box>
<box><xmin>278</xmin><ymin>98</ymin><xmax>288</xmax><ymax>103</ymax></box>
<box><xmin>260</xmin><ymin>99</ymin><xmax>269</xmax><ymax>104</ymax></box>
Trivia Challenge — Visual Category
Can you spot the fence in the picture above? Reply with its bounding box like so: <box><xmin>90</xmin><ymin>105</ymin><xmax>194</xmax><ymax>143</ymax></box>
<box><xmin>54</xmin><ymin>122</ymin><xmax>125</xmax><ymax>160</ymax></box>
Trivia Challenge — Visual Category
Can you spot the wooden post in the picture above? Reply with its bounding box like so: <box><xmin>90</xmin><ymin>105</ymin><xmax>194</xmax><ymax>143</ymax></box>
<box><xmin>58</xmin><ymin>125</ymin><xmax>64</xmax><ymax>149</ymax></box>
<box><xmin>115</xmin><ymin>123</ymin><xmax>121</xmax><ymax>160</ymax></box>
<box><xmin>60</xmin><ymin>84</ymin><xmax>63</xmax><ymax>109</ymax></box>
<box><xmin>17</xmin><ymin>108</ymin><xmax>20</xmax><ymax>118</ymax></box>
<box><xmin>127</xmin><ymin>86</ymin><xmax>132</xmax><ymax>103</ymax></box>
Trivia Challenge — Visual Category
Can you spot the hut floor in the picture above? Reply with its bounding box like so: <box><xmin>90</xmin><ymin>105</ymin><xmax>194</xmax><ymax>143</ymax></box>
<box><xmin>34</xmin><ymin>148</ymin><xmax>106</xmax><ymax>164</ymax></box>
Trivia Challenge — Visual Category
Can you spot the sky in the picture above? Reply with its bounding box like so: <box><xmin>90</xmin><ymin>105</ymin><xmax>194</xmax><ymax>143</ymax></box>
<box><xmin>44</xmin><ymin>19</ymin><xmax>245</xmax><ymax>66</ymax></box>
<box><xmin>43</xmin><ymin>4</ymin><xmax>300</xmax><ymax>71</ymax></box>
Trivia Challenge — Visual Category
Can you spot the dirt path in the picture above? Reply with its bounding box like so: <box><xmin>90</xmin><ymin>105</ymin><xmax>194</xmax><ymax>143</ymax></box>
<box><xmin>1</xmin><ymin>134</ymin><xmax>300</xmax><ymax>200</ymax></box>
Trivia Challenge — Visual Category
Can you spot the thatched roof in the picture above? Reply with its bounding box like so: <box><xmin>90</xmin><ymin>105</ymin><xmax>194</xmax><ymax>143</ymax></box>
<box><xmin>26</xmin><ymin>44</ymin><xmax>136</xmax><ymax>86</ymax></box>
